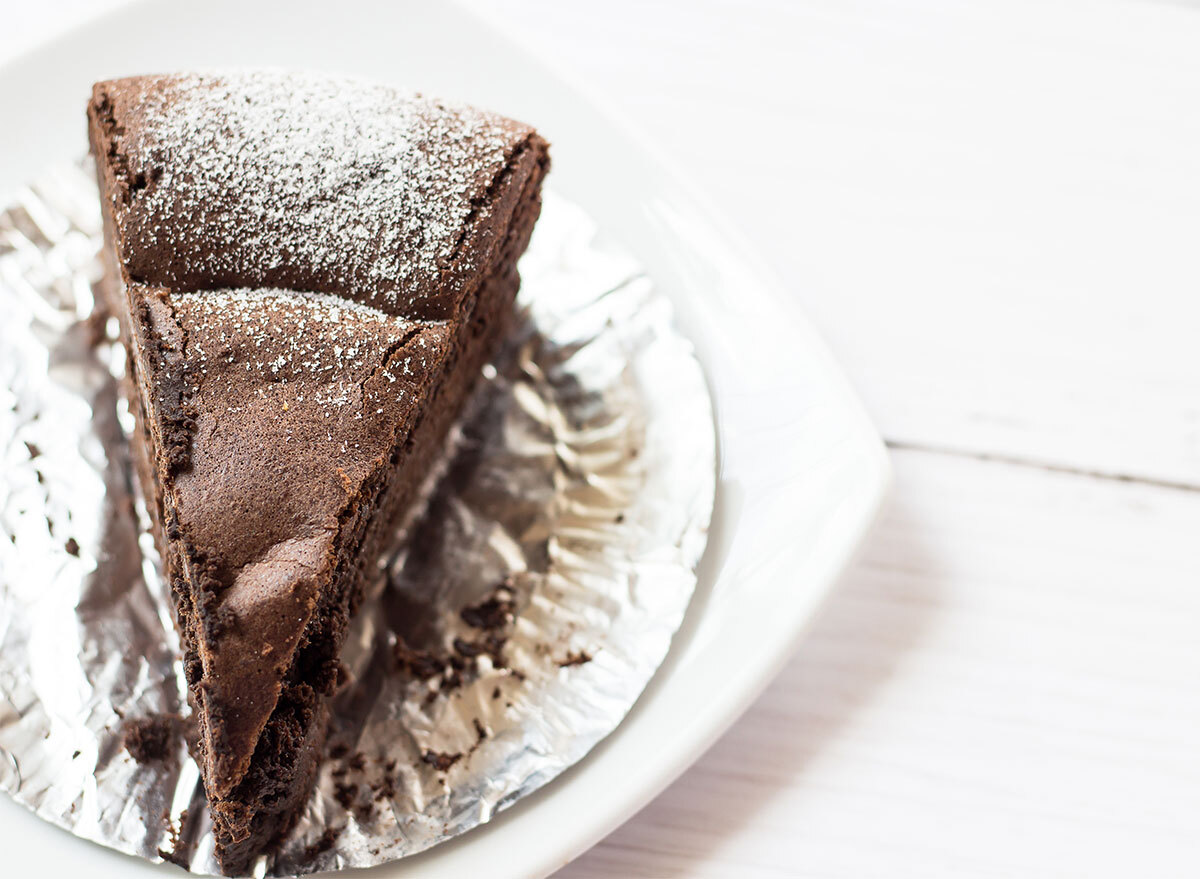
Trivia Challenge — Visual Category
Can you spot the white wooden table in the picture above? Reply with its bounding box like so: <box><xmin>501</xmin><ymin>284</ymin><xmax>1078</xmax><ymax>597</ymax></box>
<box><xmin>6</xmin><ymin>1</ymin><xmax>1200</xmax><ymax>875</ymax></box>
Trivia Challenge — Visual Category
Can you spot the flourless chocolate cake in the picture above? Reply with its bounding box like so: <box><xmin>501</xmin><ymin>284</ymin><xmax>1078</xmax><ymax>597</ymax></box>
<box><xmin>86</xmin><ymin>70</ymin><xmax>549</xmax><ymax>874</ymax></box>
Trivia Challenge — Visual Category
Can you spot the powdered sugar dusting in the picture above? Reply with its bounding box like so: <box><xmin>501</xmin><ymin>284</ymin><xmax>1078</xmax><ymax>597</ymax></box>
<box><xmin>173</xmin><ymin>287</ymin><xmax>439</xmax><ymax>417</ymax></box>
<box><xmin>115</xmin><ymin>71</ymin><xmax>525</xmax><ymax>315</ymax></box>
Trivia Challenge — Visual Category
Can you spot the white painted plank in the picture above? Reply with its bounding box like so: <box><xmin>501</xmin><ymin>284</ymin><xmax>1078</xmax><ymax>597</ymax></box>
<box><xmin>463</xmin><ymin>0</ymin><xmax>1200</xmax><ymax>487</ymax></box>
<box><xmin>554</xmin><ymin>449</ymin><xmax>1200</xmax><ymax>878</ymax></box>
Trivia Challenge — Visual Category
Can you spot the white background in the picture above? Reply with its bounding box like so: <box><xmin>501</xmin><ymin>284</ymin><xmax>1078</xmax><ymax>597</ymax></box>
<box><xmin>6</xmin><ymin>1</ymin><xmax>1200</xmax><ymax>876</ymax></box>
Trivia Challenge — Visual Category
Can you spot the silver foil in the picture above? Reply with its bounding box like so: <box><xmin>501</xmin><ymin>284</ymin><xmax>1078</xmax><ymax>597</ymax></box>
<box><xmin>0</xmin><ymin>164</ymin><xmax>715</xmax><ymax>876</ymax></box>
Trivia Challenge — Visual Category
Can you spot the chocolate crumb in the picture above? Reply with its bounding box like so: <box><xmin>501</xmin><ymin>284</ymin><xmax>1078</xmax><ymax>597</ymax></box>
<box><xmin>615</xmin><ymin>513</ymin><xmax>624</xmax><ymax>523</ymax></box>
<box><xmin>348</xmin><ymin>752</ymin><xmax>366</xmax><ymax>772</ymax></box>
<box><xmin>459</xmin><ymin>590</ymin><xmax>514</xmax><ymax>630</ymax></box>
<box><xmin>333</xmin><ymin>781</ymin><xmax>357</xmax><ymax>810</ymax></box>
<box><xmin>302</xmin><ymin>826</ymin><xmax>340</xmax><ymax>861</ymax></box>
<box><xmin>35</xmin><ymin>470</ymin><xmax>44</xmax><ymax>484</ymax></box>
<box><xmin>372</xmin><ymin>757</ymin><xmax>401</xmax><ymax>802</ymax></box>
<box><xmin>329</xmin><ymin>742</ymin><xmax>350</xmax><ymax>760</ymax></box>
<box><xmin>491</xmin><ymin>686</ymin><xmax>501</xmax><ymax>700</ymax></box>
<box><xmin>64</xmin><ymin>537</ymin><xmax>80</xmax><ymax>556</ymax></box>
<box><xmin>123</xmin><ymin>715</ymin><xmax>177</xmax><ymax>764</ymax></box>
<box><xmin>484</xmin><ymin>633</ymin><xmax>508</xmax><ymax>665</ymax></box>
<box><xmin>558</xmin><ymin>650</ymin><xmax>593</xmax><ymax>668</ymax></box>
<box><xmin>421</xmin><ymin>750</ymin><xmax>462</xmax><ymax>771</ymax></box>
<box><xmin>452</xmin><ymin>636</ymin><xmax>485</xmax><ymax>658</ymax></box>
<box><xmin>473</xmin><ymin>718</ymin><xmax>487</xmax><ymax>742</ymax></box>
<box><xmin>72</xmin><ymin>750</ymin><xmax>80</xmax><ymax>759</ymax></box>
<box><xmin>394</xmin><ymin>641</ymin><xmax>445</xmax><ymax>679</ymax></box>
<box><xmin>353</xmin><ymin>798</ymin><xmax>376</xmax><ymax>825</ymax></box>
<box><xmin>24</xmin><ymin>442</ymin><xmax>41</xmax><ymax>459</ymax></box>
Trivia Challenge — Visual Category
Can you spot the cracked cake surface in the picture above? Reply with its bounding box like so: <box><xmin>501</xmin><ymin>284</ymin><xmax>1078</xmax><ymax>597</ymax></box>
<box><xmin>86</xmin><ymin>69</ymin><xmax>549</xmax><ymax>874</ymax></box>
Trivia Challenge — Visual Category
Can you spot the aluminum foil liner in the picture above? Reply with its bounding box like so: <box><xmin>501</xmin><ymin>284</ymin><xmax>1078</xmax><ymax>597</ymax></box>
<box><xmin>0</xmin><ymin>163</ymin><xmax>715</xmax><ymax>876</ymax></box>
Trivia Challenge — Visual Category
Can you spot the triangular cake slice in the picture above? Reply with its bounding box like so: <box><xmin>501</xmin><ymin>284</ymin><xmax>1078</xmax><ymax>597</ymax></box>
<box><xmin>87</xmin><ymin>71</ymin><xmax>548</xmax><ymax>874</ymax></box>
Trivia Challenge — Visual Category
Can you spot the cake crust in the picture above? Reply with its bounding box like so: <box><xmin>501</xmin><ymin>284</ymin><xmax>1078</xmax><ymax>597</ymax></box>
<box><xmin>87</xmin><ymin>70</ymin><xmax>548</xmax><ymax>874</ymax></box>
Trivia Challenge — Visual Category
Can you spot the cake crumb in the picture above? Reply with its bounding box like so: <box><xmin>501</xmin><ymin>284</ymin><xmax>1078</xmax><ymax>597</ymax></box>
<box><xmin>372</xmin><ymin>771</ymin><xmax>398</xmax><ymax>803</ymax></box>
<box><xmin>459</xmin><ymin>588</ymin><xmax>515</xmax><ymax>630</ymax></box>
<box><xmin>394</xmin><ymin>641</ymin><xmax>444</xmax><ymax>679</ymax></box>
<box><xmin>421</xmin><ymin>750</ymin><xmax>462</xmax><ymax>771</ymax></box>
<box><xmin>333</xmin><ymin>781</ymin><xmax>357</xmax><ymax>810</ymax></box>
<box><xmin>123</xmin><ymin>715</ymin><xmax>178</xmax><ymax>764</ymax></box>
<box><xmin>558</xmin><ymin>650</ymin><xmax>593</xmax><ymax>668</ymax></box>
<box><xmin>302</xmin><ymin>826</ymin><xmax>341</xmax><ymax>861</ymax></box>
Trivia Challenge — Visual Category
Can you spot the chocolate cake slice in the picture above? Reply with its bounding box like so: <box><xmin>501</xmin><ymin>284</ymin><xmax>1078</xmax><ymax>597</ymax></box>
<box><xmin>86</xmin><ymin>71</ymin><xmax>548</xmax><ymax>874</ymax></box>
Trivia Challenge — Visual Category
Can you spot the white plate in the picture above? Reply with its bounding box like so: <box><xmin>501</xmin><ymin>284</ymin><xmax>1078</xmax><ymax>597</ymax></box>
<box><xmin>0</xmin><ymin>2</ymin><xmax>890</xmax><ymax>876</ymax></box>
